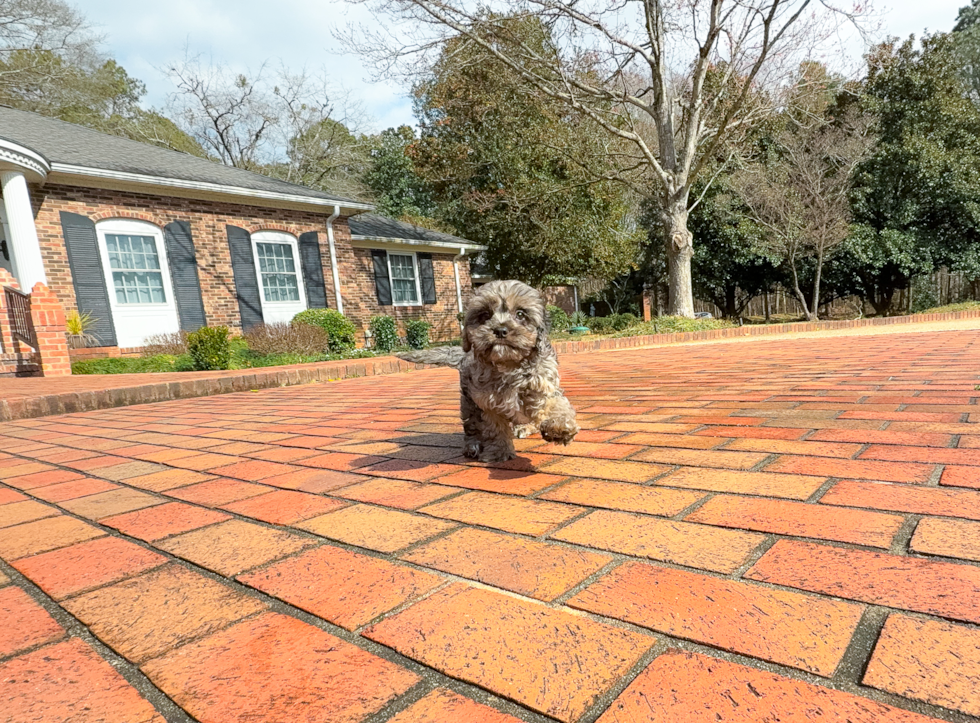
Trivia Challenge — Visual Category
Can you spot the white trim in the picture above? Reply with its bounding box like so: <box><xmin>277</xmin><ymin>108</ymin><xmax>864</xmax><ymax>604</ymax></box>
<box><xmin>0</xmin><ymin>138</ymin><xmax>50</xmax><ymax>183</ymax></box>
<box><xmin>48</xmin><ymin>163</ymin><xmax>373</xmax><ymax>215</ymax></box>
<box><xmin>251</xmin><ymin>230</ymin><xmax>307</xmax><ymax>323</ymax></box>
<box><xmin>326</xmin><ymin>205</ymin><xmax>344</xmax><ymax>315</ymax></box>
<box><xmin>351</xmin><ymin>234</ymin><xmax>484</xmax><ymax>253</ymax></box>
<box><xmin>386</xmin><ymin>251</ymin><xmax>423</xmax><ymax>307</ymax></box>
<box><xmin>95</xmin><ymin>218</ymin><xmax>180</xmax><ymax>347</ymax></box>
<box><xmin>453</xmin><ymin>247</ymin><xmax>466</xmax><ymax>314</ymax></box>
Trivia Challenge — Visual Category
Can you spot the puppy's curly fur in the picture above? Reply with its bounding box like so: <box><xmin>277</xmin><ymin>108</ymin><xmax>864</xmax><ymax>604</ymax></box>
<box><xmin>397</xmin><ymin>280</ymin><xmax>579</xmax><ymax>462</ymax></box>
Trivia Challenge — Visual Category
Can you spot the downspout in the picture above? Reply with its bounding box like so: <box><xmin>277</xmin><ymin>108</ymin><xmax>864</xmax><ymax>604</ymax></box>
<box><xmin>452</xmin><ymin>247</ymin><xmax>466</xmax><ymax>314</ymax></box>
<box><xmin>326</xmin><ymin>205</ymin><xmax>343</xmax><ymax>315</ymax></box>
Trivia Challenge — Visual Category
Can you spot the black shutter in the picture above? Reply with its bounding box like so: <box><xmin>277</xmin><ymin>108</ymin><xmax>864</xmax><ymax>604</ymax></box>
<box><xmin>418</xmin><ymin>252</ymin><xmax>436</xmax><ymax>304</ymax></box>
<box><xmin>226</xmin><ymin>225</ymin><xmax>263</xmax><ymax>331</ymax></box>
<box><xmin>164</xmin><ymin>221</ymin><xmax>207</xmax><ymax>332</ymax></box>
<box><xmin>299</xmin><ymin>231</ymin><xmax>327</xmax><ymax>309</ymax></box>
<box><xmin>371</xmin><ymin>249</ymin><xmax>392</xmax><ymax>306</ymax></box>
<box><xmin>59</xmin><ymin>211</ymin><xmax>116</xmax><ymax>346</ymax></box>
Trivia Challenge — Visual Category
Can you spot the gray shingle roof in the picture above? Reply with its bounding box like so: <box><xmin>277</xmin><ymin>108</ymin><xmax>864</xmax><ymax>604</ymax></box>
<box><xmin>0</xmin><ymin>106</ymin><xmax>364</xmax><ymax>206</ymax></box>
<box><xmin>348</xmin><ymin>213</ymin><xmax>482</xmax><ymax>249</ymax></box>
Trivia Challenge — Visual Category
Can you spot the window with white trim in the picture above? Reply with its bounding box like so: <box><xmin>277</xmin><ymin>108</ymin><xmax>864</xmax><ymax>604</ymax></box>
<box><xmin>105</xmin><ymin>233</ymin><xmax>167</xmax><ymax>304</ymax></box>
<box><xmin>255</xmin><ymin>241</ymin><xmax>300</xmax><ymax>302</ymax></box>
<box><xmin>388</xmin><ymin>253</ymin><xmax>421</xmax><ymax>305</ymax></box>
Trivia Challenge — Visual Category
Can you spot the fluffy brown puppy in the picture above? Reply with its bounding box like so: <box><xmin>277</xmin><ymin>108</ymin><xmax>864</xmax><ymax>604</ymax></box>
<box><xmin>397</xmin><ymin>279</ymin><xmax>579</xmax><ymax>462</ymax></box>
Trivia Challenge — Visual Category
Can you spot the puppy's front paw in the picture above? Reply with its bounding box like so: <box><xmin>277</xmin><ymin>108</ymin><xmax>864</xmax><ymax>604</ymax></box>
<box><xmin>539</xmin><ymin>417</ymin><xmax>579</xmax><ymax>445</ymax></box>
<box><xmin>463</xmin><ymin>440</ymin><xmax>482</xmax><ymax>459</ymax></box>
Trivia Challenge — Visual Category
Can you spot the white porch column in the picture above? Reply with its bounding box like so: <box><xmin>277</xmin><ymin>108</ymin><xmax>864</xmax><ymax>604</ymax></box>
<box><xmin>0</xmin><ymin>171</ymin><xmax>46</xmax><ymax>290</ymax></box>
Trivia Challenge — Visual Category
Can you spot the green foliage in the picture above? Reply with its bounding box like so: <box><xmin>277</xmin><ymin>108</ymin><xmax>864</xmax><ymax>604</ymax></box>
<box><xmin>369</xmin><ymin>315</ymin><xmax>398</xmax><ymax>353</ymax></box>
<box><xmin>583</xmin><ymin>313</ymin><xmax>640</xmax><ymax>335</ymax></box>
<box><xmin>186</xmin><ymin>327</ymin><xmax>231</xmax><ymax>371</ymax></box>
<box><xmin>624</xmin><ymin>317</ymin><xmax>733</xmax><ymax>335</ymax></box>
<box><xmin>364</xmin><ymin>126</ymin><xmax>437</xmax><ymax>220</ymax></box>
<box><xmin>71</xmin><ymin>354</ymin><xmax>190</xmax><ymax>375</ymax></box>
<box><xmin>847</xmin><ymin>33</ymin><xmax>980</xmax><ymax>313</ymax></box>
<box><xmin>546</xmin><ymin>305</ymin><xmax>570</xmax><ymax>332</ymax></box>
<box><xmin>405</xmin><ymin>319</ymin><xmax>432</xmax><ymax>349</ymax></box>
<box><xmin>292</xmin><ymin>309</ymin><xmax>357</xmax><ymax>353</ymax></box>
<box><xmin>569</xmin><ymin>312</ymin><xmax>588</xmax><ymax>327</ymax></box>
<box><xmin>411</xmin><ymin>16</ymin><xmax>642</xmax><ymax>286</ymax></box>
<box><xmin>915</xmin><ymin>300</ymin><xmax>980</xmax><ymax>313</ymax></box>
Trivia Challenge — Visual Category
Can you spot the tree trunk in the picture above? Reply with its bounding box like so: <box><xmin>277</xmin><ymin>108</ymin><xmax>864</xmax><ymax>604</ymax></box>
<box><xmin>764</xmin><ymin>291</ymin><xmax>771</xmax><ymax>322</ymax></box>
<box><xmin>663</xmin><ymin>202</ymin><xmax>695</xmax><ymax>318</ymax></box>
<box><xmin>724</xmin><ymin>286</ymin><xmax>737</xmax><ymax>319</ymax></box>
<box><xmin>809</xmin><ymin>249</ymin><xmax>823</xmax><ymax>322</ymax></box>
<box><xmin>787</xmin><ymin>256</ymin><xmax>814</xmax><ymax>321</ymax></box>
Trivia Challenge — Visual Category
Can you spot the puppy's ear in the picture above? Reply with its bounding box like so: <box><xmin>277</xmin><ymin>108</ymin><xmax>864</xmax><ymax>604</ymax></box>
<box><xmin>461</xmin><ymin>326</ymin><xmax>471</xmax><ymax>352</ymax></box>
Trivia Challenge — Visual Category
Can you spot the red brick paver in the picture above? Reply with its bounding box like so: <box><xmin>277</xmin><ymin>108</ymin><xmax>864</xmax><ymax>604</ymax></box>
<box><xmin>1</xmin><ymin>327</ymin><xmax>979</xmax><ymax>722</ymax></box>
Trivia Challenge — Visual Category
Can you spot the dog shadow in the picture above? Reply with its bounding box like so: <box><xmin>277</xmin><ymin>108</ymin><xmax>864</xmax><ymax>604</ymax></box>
<box><xmin>390</xmin><ymin>433</ymin><xmax>545</xmax><ymax>475</ymax></box>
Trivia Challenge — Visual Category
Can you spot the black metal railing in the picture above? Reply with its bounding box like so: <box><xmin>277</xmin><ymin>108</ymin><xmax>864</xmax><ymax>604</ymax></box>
<box><xmin>4</xmin><ymin>286</ymin><xmax>37</xmax><ymax>349</ymax></box>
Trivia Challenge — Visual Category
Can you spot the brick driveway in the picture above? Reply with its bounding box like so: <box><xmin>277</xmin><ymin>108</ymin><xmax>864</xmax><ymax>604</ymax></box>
<box><xmin>1</xmin><ymin>329</ymin><xmax>979</xmax><ymax>723</ymax></box>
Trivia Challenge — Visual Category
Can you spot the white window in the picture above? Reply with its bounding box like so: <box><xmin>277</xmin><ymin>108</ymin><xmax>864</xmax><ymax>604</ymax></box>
<box><xmin>251</xmin><ymin>230</ymin><xmax>307</xmax><ymax>323</ymax></box>
<box><xmin>95</xmin><ymin>219</ymin><xmax>180</xmax><ymax>348</ymax></box>
<box><xmin>256</xmin><ymin>241</ymin><xmax>301</xmax><ymax>302</ymax></box>
<box><xmin>388</xmin><ymin>252</ymin><xmax>421</xmax><ymax>306</ymax></box>
<box><xmin>105</xmin><ymin>234</ymin><xmax>167</xmax><ymax>304</ymax></box>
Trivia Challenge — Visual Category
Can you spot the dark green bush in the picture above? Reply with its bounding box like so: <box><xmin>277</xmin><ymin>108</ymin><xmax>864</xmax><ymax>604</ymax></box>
<box><xmin>547</xmin><ymin>305</ymin><xmax>570</xmax><ymax>332</ymax></box>
<box><xmin>405</xmin><ymin>319</ymin><xmax>432</xmax><ymax>350</ymax></box>
<box><xmin>370</xmin><ymin>315</ymin><xmax>398</xmax><ymax>353</ymax></box>
<box><xmin>292</xmin><ymin>309</ymin><xmax>357</xmax><ymax>352</ymax></box>
<box><xmin>585</xmin><ymin>316</ymin><xmax>616</xmax><ymax>333</ymax></box>
<box><xmin>612</xmin><ymin>313</ymin><xmax>638</xmax><ymax>331</ymax></box>
<box><xmin>186</xmin><ymin>326</ymin><xmax>231</xmax><ymax>371</ymax></box>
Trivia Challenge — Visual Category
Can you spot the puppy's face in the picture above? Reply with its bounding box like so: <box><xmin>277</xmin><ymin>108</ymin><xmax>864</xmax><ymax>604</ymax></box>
<box><xmin>463</xmin><ymin>280</ymin><xmax>546</xmax><ymax>367</ymax></box>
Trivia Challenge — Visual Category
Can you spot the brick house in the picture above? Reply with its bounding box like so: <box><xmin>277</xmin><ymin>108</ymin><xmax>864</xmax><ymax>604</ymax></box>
<box><xmin>0</xmin><ymin>106</ymin><xmax>483</xmax><ymax>356</ymax></box>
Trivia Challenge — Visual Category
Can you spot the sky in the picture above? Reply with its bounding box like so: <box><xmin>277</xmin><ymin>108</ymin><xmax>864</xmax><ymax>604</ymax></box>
<box><xmin>81</xmin><ymin>0</ymin><xmax>968</xmax><ymax>133</ymax></box>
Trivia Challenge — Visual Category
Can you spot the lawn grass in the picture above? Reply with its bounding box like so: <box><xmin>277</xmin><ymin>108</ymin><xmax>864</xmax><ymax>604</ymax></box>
<box><xmin>915</xmin><ymin>300</ymin><xmax>980</xmax><ymax>314</ymax></box>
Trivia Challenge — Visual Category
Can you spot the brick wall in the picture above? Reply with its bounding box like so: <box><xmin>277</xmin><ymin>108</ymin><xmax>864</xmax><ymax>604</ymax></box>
<box><xmin>337</xmin><ymin>244</ymin><xmax>471</xmax><ymax>343</ymax></box>
<box><xmin>31</xmin><ymin>183</ymin><xmax>344</xmax><ymax>334</ymax></box>
<box><xmin>28</xmin><ymin>183</ymin><xmax>473</xmax><ymax>347</ymax></box>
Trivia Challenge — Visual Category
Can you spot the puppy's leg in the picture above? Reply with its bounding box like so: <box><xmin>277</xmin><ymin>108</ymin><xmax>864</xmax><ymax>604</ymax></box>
<box><xmin>478</xmin><ymin>411</ymin><xmax>517</xmax><ymax>462</ymax></box>
<box><xmin>461</xmin><ymin>390</ymin><xmax>483</xmax><ymax>459</ymax></box>
<box><xmin>535</xmin><ymin>394</ymin><xmax>580</xmax><ymax>446</ymax></box>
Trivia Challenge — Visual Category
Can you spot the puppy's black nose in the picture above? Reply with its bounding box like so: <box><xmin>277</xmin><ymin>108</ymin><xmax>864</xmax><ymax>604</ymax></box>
<box><xmin>493</xmin><ymin>326</ymin><xmax>508</xmax><ymax>338</ymax></box>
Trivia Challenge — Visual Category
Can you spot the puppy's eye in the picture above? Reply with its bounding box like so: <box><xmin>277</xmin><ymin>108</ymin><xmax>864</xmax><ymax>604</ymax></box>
<box><xmin>516</xmin><ymin>309</ymin><xmax>529</xmax><ymax>322</ymax></box>
<box><xmin>475</xmin><ymin>312</ymin><xmax>491</xmax><ymax>324</ymax></box>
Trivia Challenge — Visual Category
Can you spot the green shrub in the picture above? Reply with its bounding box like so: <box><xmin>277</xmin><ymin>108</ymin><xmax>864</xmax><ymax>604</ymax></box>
<box><xmin>186</xmin><ymin>326</ymin><xmax>231</xmax><ymax>371</ymax></box>
<box><xmin>612</xmin><ymin>313</ymin><xmax>638</xmax><ymax>331</ymax></box>
<box><xmin>370</xmin><ymin>315</ymin><xmax>398</xmax><ymax>354</ymax></box>
<box><xmin>71</xmin><ymin>354</ymin><xmax>185</xmax><ymax>375</ymax></box>
<box><xmin>569</xmin><ymin>311</ymin><xmax>588</xmax><ymax>327</ymax></box>
<box><xmin>585</xmin><ymin>316</ymin><xmax>615</xmax><ymax>333</ymax></box>
<box><xmin>547</xmin><ymin>305</ymin><xmax>570</xmax><ymax>332</ymax></box>
<box><xmin>405</xmin><ymin>319</ymin><xmax>432</xmax><ymax>350</ymax></box>
<box><xmin>292</xmin><ymin>309</ymin><xmax>357</xmax><ymax>352</ymax></box>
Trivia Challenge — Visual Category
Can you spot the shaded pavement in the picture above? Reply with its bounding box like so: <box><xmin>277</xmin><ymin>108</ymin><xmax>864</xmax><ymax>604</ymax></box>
<box><xmin>1</xmin><ymin>328</ymin><xmax>979</xmax><ymax>722</ymax></box>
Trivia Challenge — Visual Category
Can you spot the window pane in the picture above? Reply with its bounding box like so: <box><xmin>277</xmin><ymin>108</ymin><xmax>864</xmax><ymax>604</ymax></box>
<box><xmin>105</xmin><ymin>233</ymin><xmax>166</xmax><ymax>305</ymax></box>
<box><xmin>389</xmin><ymin>255</ymin><xmax>418</xmax><ymax>303</ymax></box>
<box><xmin>256</xmin><ymin>242</ymin><xmax>300</xmax><ymax>302</ymax></box>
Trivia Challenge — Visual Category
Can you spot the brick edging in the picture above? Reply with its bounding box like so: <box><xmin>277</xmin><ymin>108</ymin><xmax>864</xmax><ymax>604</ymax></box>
<box><xmin>0</xmin><ymin>357</ymin><xmax>417</xmax><ymax>421</ymax></box>
<box><xmin>2</xmin><ymin>309</ymin><xmax>979</xmax><ymax>421</ymax></box>
<box><xmin>550</xmin><ymin>309</ymin><xmax>980</xmax><ymax>354</ymax></box>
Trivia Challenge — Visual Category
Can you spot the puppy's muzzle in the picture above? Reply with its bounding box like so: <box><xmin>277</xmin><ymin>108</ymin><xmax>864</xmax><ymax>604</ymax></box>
<box><xmin>493</xmin><ymin>326</ymin><xmax>508</xmax><ymax>339</ymax></box>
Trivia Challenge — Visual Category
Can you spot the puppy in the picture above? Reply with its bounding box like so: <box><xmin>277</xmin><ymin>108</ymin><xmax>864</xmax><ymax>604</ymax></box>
<box><xmin>397</xmin><ymin>280</ymin><xmax>579</xmax><ymax>462</ymax></box>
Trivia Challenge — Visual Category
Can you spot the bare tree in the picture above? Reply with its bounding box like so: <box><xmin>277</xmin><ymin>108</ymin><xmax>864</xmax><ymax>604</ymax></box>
<box><xmin>734</xmin><ymin>104</ymin><xmax>873</xmax><ymax>320</ymax></box>
<box><xmin>0</xmin><ymin>0</ymin><xmax>101</xmax><ymax>94</ymax></box>
<box><xmin>165</xmin><ymin>58</ymin><xmax>371</xmax><ymax>196</ymax></box>
<box><xmin>344</xmin><ymin>0</ymin><xmax>866</xmax><ymax>316</ymax></box>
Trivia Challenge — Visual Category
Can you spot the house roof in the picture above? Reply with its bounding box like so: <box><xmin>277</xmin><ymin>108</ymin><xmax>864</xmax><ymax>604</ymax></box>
<box><xmin>348</xmin><ymin>214</ymin><xmax>485</xmax><ymax>252</ymax></box>
<box><xmin>0</xmin><ymin>106</ymin><xmax>371</xmax><ymax>215</ymax></box>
